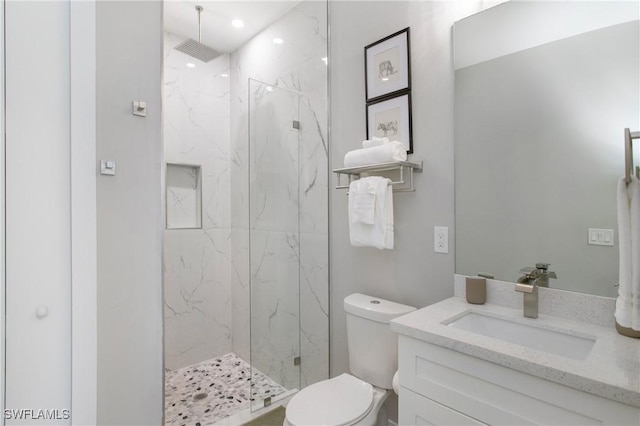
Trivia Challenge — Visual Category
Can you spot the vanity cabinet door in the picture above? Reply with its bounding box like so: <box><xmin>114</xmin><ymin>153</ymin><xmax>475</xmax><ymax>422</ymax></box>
<box><xmin>399</xmin><ymin>387</ymin><xmax>486</xmax><ymax>425</ymax></box>
<box><xmin>399</xmin><ymin>336</ymin><xmax>640</xmax><ymax>425</ymax></box>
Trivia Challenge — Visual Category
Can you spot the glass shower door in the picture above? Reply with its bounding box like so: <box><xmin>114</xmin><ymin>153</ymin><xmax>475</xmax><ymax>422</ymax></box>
<box><xmin>248</xmin><ymin>79</ymin><xmax>301</xmax><ymax>409</ymax></box>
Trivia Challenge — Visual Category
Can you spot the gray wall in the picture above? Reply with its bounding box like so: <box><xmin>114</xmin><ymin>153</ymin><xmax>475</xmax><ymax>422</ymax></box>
<box><xmin>455</xmin><ymin>20</ymin><xmax>639</xmax><ymax>297</ymax></box>
<box><xmin>96</xmin><ymin>2</ymin><xmax>163</xmax><ymax>424</ymax></box>
<box><xmin>329</xmin><ymin>1</ymin><xmax>461</xmax><ymax>377</ymax></box>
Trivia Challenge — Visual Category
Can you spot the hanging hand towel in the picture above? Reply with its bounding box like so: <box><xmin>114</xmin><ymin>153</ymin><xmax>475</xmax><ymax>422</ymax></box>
<box><xmin>348</xmin><ymin>176</ymin><xmax>394</xmax><ymax>249</ymax></box>
<box><xmin>362</xmin><ymin>136</ymin><xmax>389</xmax><ymax>149</ymax></box>
<box><xmin>615</xmin><ymin>176</ymin><xmax>640</xmax><ymax>333</ymax></box>
<box><xmin>344</xmin><ymin>141</ymin><xmax>407</xmax><ymax>168</ymax></box>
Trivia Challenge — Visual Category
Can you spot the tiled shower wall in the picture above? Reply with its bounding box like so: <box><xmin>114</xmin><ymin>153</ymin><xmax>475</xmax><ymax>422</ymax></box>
<box><xmin>163</xmin><ymin>0</ymin><xmax>328</xmax><ymax>389</ymax></box>
<box><xmin>230</xmin><ymin>1</ymin><xmax>329</xmax><ymax>388</ymax></box>
<box><xmin>163</xmin><ymin>32</ymin><xmax>232</xmax><ymax>370</ymax></box>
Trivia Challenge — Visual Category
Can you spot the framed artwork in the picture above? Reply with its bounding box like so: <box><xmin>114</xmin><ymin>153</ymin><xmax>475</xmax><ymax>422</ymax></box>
<box><xmin>365</xmin><ymin>27</ymin><xmax>411</xmax><ymax>102</ymax></box>
<box><xmin>366</xmin><ymin>92</ymin><xmax>413</xmax><ymax>154</ymax></box>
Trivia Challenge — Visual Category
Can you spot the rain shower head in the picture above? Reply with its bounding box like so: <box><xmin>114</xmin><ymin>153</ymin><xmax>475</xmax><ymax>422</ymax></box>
<box><xmin>174</xmin><ymin>5</ymin><xmax>220</xmax><ymax>63</ymax></box>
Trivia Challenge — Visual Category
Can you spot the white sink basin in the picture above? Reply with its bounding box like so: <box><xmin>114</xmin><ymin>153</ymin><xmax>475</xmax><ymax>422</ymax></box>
<box><xmin>446</xmin><ymin>311</ymin><xmax>596</xmax><ymax>360</ymax></box>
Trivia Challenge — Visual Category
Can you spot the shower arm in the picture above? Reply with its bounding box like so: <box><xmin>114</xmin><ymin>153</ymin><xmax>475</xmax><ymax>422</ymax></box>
<box><xmin>196</xmin><ymin>5</ymin><xmax>203</xmax><ymax>44</ymax></box>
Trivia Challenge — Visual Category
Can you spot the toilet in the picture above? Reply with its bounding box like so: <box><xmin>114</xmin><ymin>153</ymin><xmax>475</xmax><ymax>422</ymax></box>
<box><xmin>284</xmin><ymin>293</ymin><xmax>416</xmax><ymax>426</ymax></box>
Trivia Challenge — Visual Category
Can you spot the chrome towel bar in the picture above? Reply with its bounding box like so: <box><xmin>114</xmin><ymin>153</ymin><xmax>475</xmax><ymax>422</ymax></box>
<box><xmin>332</xmin><ymin>160</ymin><xmax>423</xmax><ymax>192</ymax></box>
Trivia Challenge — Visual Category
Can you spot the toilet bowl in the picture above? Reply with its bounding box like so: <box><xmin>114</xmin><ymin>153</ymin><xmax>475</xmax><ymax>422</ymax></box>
<box><xmin>284</xmin><ymin>373</ymin><xmax>390</xmax><ymax>426</ymax></box>
<box><xmin>284</xmin><ymin>293</ymin><xmax>416</xmax><ymax>426</ymax></box>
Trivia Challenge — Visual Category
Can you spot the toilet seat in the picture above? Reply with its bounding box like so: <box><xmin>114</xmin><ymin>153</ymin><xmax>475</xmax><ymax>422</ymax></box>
<box><xmin>286</xmin><ymin>373</ymin><xmax>374</xmax><ymax>426</ymax></box>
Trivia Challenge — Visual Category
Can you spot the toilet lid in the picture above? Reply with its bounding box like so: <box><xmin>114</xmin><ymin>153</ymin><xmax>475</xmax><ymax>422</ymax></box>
<box><xmin>286</xmin><ymin>373</ymin><xmax>373</xmax><ymax>426</ymax></box>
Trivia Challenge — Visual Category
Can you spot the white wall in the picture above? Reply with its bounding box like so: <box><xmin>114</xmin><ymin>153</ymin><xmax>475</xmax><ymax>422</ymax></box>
<box><xmin>96</xmin><ymin>2</ymin><xmax>163</xmax><ymax>424</ymax></box>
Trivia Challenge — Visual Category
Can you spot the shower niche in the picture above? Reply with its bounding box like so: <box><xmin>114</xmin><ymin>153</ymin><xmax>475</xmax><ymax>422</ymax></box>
<box><xmin>165</xmin><ymin>163</ymin><xmax>202</xmax><ymax>230</ymax></box>
<box><xmin>162</xmin><ymin>0</ymin><xmax>328</xmax><ymax>423</ymax></box>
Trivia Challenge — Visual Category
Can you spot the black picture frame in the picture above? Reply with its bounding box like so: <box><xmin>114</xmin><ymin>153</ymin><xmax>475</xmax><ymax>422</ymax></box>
<box><xmin>366</xmin><ymin>91</ymin><xmax>413</xmax><ymax>154</ymax></box>
<box><xmin>364</xmin><ymin>28</ymin><xmax>411</xmax><ymax>102</ymax></box>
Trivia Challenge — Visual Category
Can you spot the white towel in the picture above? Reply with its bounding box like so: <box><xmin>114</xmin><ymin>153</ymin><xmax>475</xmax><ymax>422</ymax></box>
<box><xmin>348</xmin><ymin>176</ymin><xmax>394</xmax><ymax>249</ymax></box>
<box><xmin>344</xmin><ymin>141</ymin><xmax>407</xmax><ymax>168</ymax></box>
<box><xmin>362</xmin><ymin>136</ymin><xmax>389</xmax><ymax>149</ymax></box>
<box><xmin>352</xmin><ymin>191</ymin><xmax>376</xmax><ymax>225</ymax></box>
<box><xmin>615</xmin><ymin>176</ymin><xmax>640</xmax><ymax>331</ymax></box>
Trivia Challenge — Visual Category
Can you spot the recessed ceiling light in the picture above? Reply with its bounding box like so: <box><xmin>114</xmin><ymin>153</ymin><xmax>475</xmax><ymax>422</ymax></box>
<box><xmin>273</xmin><ymin>38</ymin><xmax>284</xmax><ymax>45</ymax></box>
<box><xmin>382</xmin><ymin>77</ymin><xmax>389</xmax><ymax>81</ymax></box>
<box><xmin>232</xmin><ymin>19</ymin><xmax>244</xmax><ymax>28</ymax></box>
<box><xmin>266</xmin><ymin>86</ymin><xmax>274</xmax><ymax>92</ymax></box>
<box><xmin>186</xmin><ymin>62</ymin><xmax>196</xmax><ymax>68</ymax></box>
<box><xmin>221</xmin><ymin>73</ymin><xmax>229</xmax><ymax>78</ymax></box>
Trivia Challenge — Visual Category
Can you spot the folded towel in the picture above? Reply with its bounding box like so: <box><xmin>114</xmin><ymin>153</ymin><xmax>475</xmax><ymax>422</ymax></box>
<box><xmin>344</xmin><ymin>141</ymin><xmax>407</xmax><ymax>167</ymax></box>
<box><xmin>352</xmin><ymin>191</ymin><xmax>376</xmax><ymax>225</ymax></box>
<box><xmin>615</xmin><ymin>176</ymin><xmax>640</xmax><ymax>331</ymax></box>
<box><xmin>348</xmin><ymin>176</ymin><xmax>394</xmax><ymax>249</ymax></box>
<box><xmin>362</xmin><ymin>136</ymin><xmax>389</xmax><ymax>149</ymax></box>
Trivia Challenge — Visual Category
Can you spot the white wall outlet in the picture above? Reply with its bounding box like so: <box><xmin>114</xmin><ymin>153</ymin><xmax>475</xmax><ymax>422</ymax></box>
<box><xmin>434</xmin><ymin>226</ymin><xmax>449</xmax><ymax>253</ymax></box>
<box><xmin>588</xmin><ymin>228</ymin><xmax>614</xmax><ymax>246</ymax></box>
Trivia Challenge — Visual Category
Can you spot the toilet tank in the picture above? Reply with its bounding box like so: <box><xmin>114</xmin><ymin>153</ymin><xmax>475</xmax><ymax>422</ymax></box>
<box><xmin>344</xmin><ymin>293</ymin><xmax>416</xmax><ymax>389</ymax></box>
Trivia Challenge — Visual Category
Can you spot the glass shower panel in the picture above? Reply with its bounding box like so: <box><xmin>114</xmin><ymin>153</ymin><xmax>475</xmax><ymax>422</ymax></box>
<box><xmin>249</xmin><ymin>79</ymin><xmax>301</xmax><ymax>410</ymax></box>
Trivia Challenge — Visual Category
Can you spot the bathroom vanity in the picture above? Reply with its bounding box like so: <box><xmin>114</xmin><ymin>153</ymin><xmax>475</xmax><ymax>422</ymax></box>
<box><xmin>391</xmin><ymin>276</ymin><xmax>640</xmax><ymax>425</ymax></box>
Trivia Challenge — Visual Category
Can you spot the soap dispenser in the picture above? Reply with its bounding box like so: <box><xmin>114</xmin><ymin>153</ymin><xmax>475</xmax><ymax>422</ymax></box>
<box><xmin>466</xmin><ymin>276</ymin><xmax>487</xmax><ymax>305</ymax></box>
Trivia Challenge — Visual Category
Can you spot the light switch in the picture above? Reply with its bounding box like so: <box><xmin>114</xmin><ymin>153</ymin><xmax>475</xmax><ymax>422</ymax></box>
<box><xmin>100</xmin><ymin>160</ymin><xmax>116</xmax><ymax>176</ymax></box>
<box><xmin>588</xmin><ymin>228</ymin><xmax>614</xmax><ymax>246</ymax></box>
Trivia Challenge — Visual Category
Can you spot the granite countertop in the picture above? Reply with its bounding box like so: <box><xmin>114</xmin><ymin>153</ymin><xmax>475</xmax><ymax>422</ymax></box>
<box><xmin>390</xmin><ymin>296</ymin><xmax>640</xmax><ymax>408</ymax></box>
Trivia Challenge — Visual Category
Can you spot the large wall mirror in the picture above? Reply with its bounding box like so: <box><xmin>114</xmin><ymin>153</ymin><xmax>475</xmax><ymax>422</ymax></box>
<box><xmin>454</xmin><ymin>1</ymin><xmax>639</xmax><ymax>297</ymax></box>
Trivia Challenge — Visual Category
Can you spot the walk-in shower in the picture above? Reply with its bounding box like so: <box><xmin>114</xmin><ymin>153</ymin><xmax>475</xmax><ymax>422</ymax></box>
<box><xmin>162</xmin><ymin>1</ymin><xmax>328</xmax><ymax>423</ymax></box>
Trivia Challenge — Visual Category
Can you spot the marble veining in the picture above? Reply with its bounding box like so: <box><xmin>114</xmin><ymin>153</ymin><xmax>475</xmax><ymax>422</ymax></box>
<box><xmin>164</xmin><ymin>353</ymin><xmax>287</xmax><ymax>426</ymax></box>
<box><xmin>229</xmin><ymin>0</ymin><xmax>329</xmax><ymax>389</ymax></box>
<box><xmin>164</xmin><ymin>31</ymin><xmax>232</xmax><ymax>370</ymax></box>
<box><xmin>167</xmin><ymin>164</ymin><xmax>202</xmax><ymax>229</ymax></box>
<box><xmin>164</xmin><ymin>0</ymin><xmax>328</xmax><ymax>390</ymax></box>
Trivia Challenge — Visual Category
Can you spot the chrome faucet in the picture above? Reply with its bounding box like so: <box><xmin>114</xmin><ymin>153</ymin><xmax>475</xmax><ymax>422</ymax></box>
<box><xmin>532</xmin><ymin>263</ymin><xmax>557</xmax><ymax>288</ymax></box>
<box><xmin>516</xmin><ymin>271</ymin><xmax>539</xmax><ymax>318</ymax></box>
<box><xmin>515</xmin><ymin>263</ymin><xmax>558</xmax><ymax>318</ymax></box>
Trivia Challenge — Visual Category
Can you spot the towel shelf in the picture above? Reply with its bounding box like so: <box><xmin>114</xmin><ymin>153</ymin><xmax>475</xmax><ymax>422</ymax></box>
<box><xmin>332</xmin><ymin>160</ymin><xmax>423</xmax><ymax>192</ymax></box>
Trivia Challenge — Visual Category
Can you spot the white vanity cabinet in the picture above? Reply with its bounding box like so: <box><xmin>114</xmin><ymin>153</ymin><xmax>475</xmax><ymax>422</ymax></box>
<box><xmin>398</xmin><ymin>336</ymin><xmax>640</xmax><ymax>426</ymax></box>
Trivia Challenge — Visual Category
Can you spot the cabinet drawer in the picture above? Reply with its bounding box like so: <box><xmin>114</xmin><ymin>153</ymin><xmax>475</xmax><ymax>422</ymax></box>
<box><xmin>399</xmin><ymin>386</ymin><xmax>486</xmax><ymax>425</ymax></box>
<box><xmin>399</xmin><ymin>336</ymin><xmax>640</xmax><ymax>425</ymax></box>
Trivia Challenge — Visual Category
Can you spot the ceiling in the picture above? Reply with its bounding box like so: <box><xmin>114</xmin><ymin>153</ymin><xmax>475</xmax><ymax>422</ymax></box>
<box><xmin>163</xmin><ymin>1</ymin><xmax>299</xmax><ymax>54</ymax></box>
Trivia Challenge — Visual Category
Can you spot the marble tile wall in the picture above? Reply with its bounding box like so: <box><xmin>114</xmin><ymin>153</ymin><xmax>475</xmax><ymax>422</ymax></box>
<box><xmin>246</xmin><ymin>81</ymin><xmax>304</xmax><ymax>391</ymax></box>
<box><xmin>230</xmin><ymin>0</ymin><xmax>329</xmax><ymax>393</ymax></box>
<box><xmin>163</xmin><ymin>32</ymin><xmax>233</xmax><ymax>371</ymax></box>
<box><xmin>163</xmin><ymin>0</ymin><xmax>328</xmax><ymax>393</ymax></box>
<box><xmin>166</xmin><ymin>164</ymin><xmax>202</xmax><ymax>229</ymax></box>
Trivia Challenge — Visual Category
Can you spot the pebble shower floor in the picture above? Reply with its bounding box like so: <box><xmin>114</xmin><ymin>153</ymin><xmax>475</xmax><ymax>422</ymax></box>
<box><xmin>164</xmin><ymin>353</ymin><xmax>287</xmax><ymax>425</ymax></box>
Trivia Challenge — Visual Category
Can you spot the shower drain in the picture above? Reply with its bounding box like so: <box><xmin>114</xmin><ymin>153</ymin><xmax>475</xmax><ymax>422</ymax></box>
<box><xmin>193</xmin><ymin>392</ymin><xmax>208</xmax><ymax>401</ymax></box>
